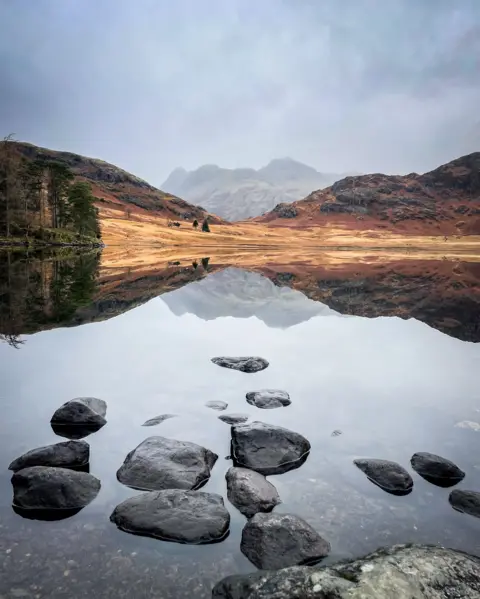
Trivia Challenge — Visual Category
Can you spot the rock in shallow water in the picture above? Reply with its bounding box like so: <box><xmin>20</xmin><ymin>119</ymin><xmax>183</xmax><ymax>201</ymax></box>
<box><xmin>142</xmin><ymin>414</ymin><xmax>177</xmax><ymax>427</ymax></box>
<box><xmin>240</xmin><ymin>512</ymin><xmax>330</xmax><ymax>569</ymax></box>
<box><xmin>212</xmin><ymin>545</ymin><xmax>480</xmax><ymax>598</ymax></box>
<box><xmin>226</xmin><ymin>467</ymin><xmax>280</xmax><ymax>518</ymax></box>
<box><xmin>411</xmin><ymin>452</ymin><xmax>465</xmax><ymax>487</ymax></box>
<box><xmin>219</xmin><ymin>414</ymin><xmax>249</xmax><ymax>425</ymax></box>
<box><xmin>117</xmin><ymin>436</ymin><xmax>218</xmax><ymax>491</ymax></box>
<box><xmin>449</xmin><ymin>489</ymin><xmax>480</xmax><ymax>518</ymax></box>
<box><xmin>354</xmin><ymin>458</ymin><xmax>413</xmax><ymax>495</ymax></box>
<box><xmin>8</xmin><ymin>440</ymin><xmax>89</xmax><ymax>472</ymax></box>
<box><xmin>206</xmin><ymin>400</ymin><xmax>228</xmax><ymax>411</ymax></box>
<box><xmin>211</xmin><ymin>357</ymin><xmax>269</xmax><ymax>373</ymax></box>
<box><xmin>51</xmin><ymin>397</ymin><xmax>107</xmax><ymax>427</ymax></box>
<box><xmin>110</xmin><ymin>489</ymin><xmax>230</xmax><ymax>544</ymax></box>
<box><xmin>246</xmin><ymin>390</ymin><xmax>291</xmax><ymax>409</ymax></box>
<box><xmin>231</xmin><ymin>421</ymin><xmax>310</xmax><ymax>476</ymax></box>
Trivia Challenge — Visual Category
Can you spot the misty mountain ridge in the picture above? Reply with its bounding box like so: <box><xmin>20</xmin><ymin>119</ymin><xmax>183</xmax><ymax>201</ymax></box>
<box><xmin>161</xmin><ymin>158</ymin><xmax>355</xmax><ymax>221</ymax></box>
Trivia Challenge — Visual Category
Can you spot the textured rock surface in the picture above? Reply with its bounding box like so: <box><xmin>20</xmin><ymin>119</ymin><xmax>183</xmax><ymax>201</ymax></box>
<box><xmin>8</xmin><ymin>440</ymin><xmax>89</xmax><ymax>471</ymax></box>
<box><xmin>142</xmin><ymin>414</ymin><xmax>177</xmax><ymax>427</ymax></box>
<box><xmin>211</xmin><ymin>357</ymin><xmax>269</xmax><ymax>373</ymax></box>
<box><xmin>206</xmin><ymin>400</ymin><xmax>228</xmax><ymax>411</ymax></box>
<box><xmin>231</xmin><ymin>421</ymin><xmax>310</xmax><ymax>476</ymax></box>
<box><xmin>111</xmin><ymin>489</ymin><xmax>230</xmax><ymax>544</ymax></box>
<box><xmin>240</xmin><ymin>512</ymin><xmax>330</xmax><ymax>569</ymax></box>
<box><xmin>117</xmin><ymin>436</ymin><xmax>218</xmax><ymax>491</ymax></box>
<box><xmin>50</xmin><ymin>397</ymin><xmax>107</xmax><ymax>427</ymax></box>
<box><xmin>212</xmin><ymin>544</ymin><xmax>480</xmax><ymax>598</ymax></box>
<box><xmin>411</xmin><ymin>452</ymin><xmax>465</xmax><ymax>487</ymax></box>
<box><xmin>219</xmin><ymin>414</ymin><xmax>249</xmax><ymax>425</ymax></box>
<box><xmin>449</xmin><ymin>489</ymin><xmax>480</xmax><ymax>518</ymax></box>
<box><xmin>246</xmin><ymin>390</ymin><xmax>291</xmax><ymax>409</ymax></box>
<box><xmin>226</xmin><ymin>467</ymin><xmax>280</xmax><ymax>518</ymax></box>
<box><xmin>354</xmin><ymin>458</ymin><xmax>413</xmax><ymax>495</ymax></box>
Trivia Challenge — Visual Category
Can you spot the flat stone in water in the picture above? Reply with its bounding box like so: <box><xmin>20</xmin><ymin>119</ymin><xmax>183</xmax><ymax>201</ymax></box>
<box><xmin>8</xmin><ymin>440</ymin><xmax>89</xmax><ymax>472</ymax></box>
<box><xmin>110</xmin><ymin>489</ymin><xmax>230</xmax><ymax>544</ymax></box>
<box><xmin>211</xmin><ymin>357</ymin><xmax>269</xmax><ymax>373</ymax></box>
<box><xmin>354</xmin><ymin>458</ymin><xmax>413</xmax><ymax>495</ymax></box>
<box><xmin>50</xmin><ymin>397</ymin><xmax>107</xmax><ymax>427</ymax></box>
<box><xmin>226</xmin><ymin>467</ymin><xmax>280</xmax><ymax>518</ymax></box>
<box><xmin>410</xmin><ymin>452</ymin><xmax>465</xmax><ymax>487</ymax></box>
<box><xmin>219</xmin><ymin>414</ymin><xmax>249</xmax><ymax>425</ymax></box>
<box><xmin>206</xmin><ymin>400</ymin><xmax>228</xmax><ymax>411</ymax></box>
<box><xmin>246</xmin><ymin>390</ymin><xmax>291</xmax><ymax>409</ymax></box>
<box><xmin>231</xmin><ymin>421</ymin><xmax>310</xmax><ymax>476</ymax></box>
<box><xmin>449</xmin><ymin>489</ymin><xmax>480</xmax><ymax>518</ymax></box>
<box><xmin>240</xmin><ymin>512</ymin><xmax>330</xmax><ymax>569</ymax></box>
<box><xmin>116</xmin><ymin>436</ymin><xmax>218</xmax><ymax>491</ymax></box>
<box><xmin>142</xmin><ymin>414</ymin><xmax>177</xmax><ymax>427</ymax></box>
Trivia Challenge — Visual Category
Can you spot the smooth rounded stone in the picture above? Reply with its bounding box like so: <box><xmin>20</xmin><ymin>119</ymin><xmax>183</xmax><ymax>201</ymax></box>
<box><xmin>231</xmin><ymin>421</ymin><xmax>310</xmax><ymax>476</ymax></box>
<box><xmin>12</xmin><ymin>466</ymin><xmax>101</xmax><ymax>510</ymax></box>
<box><xmin>8</xmin><ymin>440</ymin><xmax>89</xmax><ymax>472</ymax></box>
<box><xmin>50</xmin><ymin>397</ymin><xmax>107</xmax><ymax>427</ymax></box>
<box><xmin>246</xmin><ymin>390</ymin><xmax>291</xmax><ymax>409</ymax></box>
<box><xmin>116</xmin><ymin>436</ymin><xmax>218</xmax><ymax>491</ymax></box>
<box><xmin>142</xmin><ymin>414</ymin><xmax>177</xmax><ymax>427</ymax></box>
<box><xmin>211</xmin><ymin>356</ymin><xmax>269</xmax><ymax>373</ymax></box>
<box><xmin>206</xmin><ymin>400</ymin><xmax>228</xmax><ymax>411</ymax></box>
<box><xmin>354</xmin><ymin>458</ymin><xmax>413</xmax><ymax>495</ymax></box>
<box><xmin>212</xmin><ymin>544</ymin><xmax>480</xmax><ymax>599</ymax></box>
<box><xmin>411</xmin><ymin>452</ymin><xmax>465</xmax><ymax>487</ymax></box>
<box><xmin>449</xmin><ymin>489</ymin><xmax>480</xmax><ymax>518</ymax></box>
<box><xmin>219</xmin><ymin>414</ymin><xmax>249</xmax><ymax>425</ymax></box>
<box><xmin>240</xmin><ymin>512</ymin><xmax>330</xmax><ymax>569</ymax></box>
<box><xmin>226</xmin><ymin>467</ymin><xmax>280</xmax><ymax>518</ymax></box>
<box><xmin>110</xmin><ymin>489</ymin><xmax>230</xmax><ymax>544</ymax></box>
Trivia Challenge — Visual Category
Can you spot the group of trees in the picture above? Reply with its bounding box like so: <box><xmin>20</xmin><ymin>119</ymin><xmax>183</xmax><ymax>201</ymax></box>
<box><xmin>0</xmin><ymin>136</ymin><xmax>100</xmax><ymax>240</ymax></box>
<box><xmin>192</xmin><ymin>218</ymin><xmax>210</xmax><ymax>232</ymax></box>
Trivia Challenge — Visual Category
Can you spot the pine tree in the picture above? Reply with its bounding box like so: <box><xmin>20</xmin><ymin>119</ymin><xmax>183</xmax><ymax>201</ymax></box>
<box><xmin>193</xmin><ymin>219</ymin><xmax>198</xmax><ymax>229</ymax></box>
<box><xmin>201</xmin><ymin>218</ymin><xmax>210</xmax><ymax>232</ymax></box>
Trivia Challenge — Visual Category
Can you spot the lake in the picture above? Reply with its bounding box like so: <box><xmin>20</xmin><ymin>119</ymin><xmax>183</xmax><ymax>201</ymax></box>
<box><xmin>1</xmin><ymin>249</ymin><xmax>480</xmax><ymax>598</ymax></box>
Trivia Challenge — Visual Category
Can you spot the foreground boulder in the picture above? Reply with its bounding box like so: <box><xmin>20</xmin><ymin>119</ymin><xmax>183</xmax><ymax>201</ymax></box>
<box><xmin>12</xmin><ymin>466</ymin><xmax>100</xmax><ymax>510</ymax></box>
<box><xmin>246</xmin><ymin>390</ymin><xmax>291</xmax><ymax>409</ymax></box>
<box><xmin>51</xmin><ymin>397</ymin><xmax>107</xmax><ymax>428</ymax></box>
<box><xmin>111</xmin><ymin>489</ymin><xmax>230</xmax><ymax>544</ymax></box>
<box><xmin>449</xmin><ymin>489</ymin><xmax>480</xmax><ymax>518</ymax></box>
<box><xmin>142</xmin><ymin>414</ymin><xmax>177</xmax><ymax>427</ymax></box>
<box><xmin>117</xmin><ymin>436</ymin><xmax>218</xmax><ymax>491</ymax></box>
<box><xmin>226</xmin><ymin>467</ymin><xmax>280</xmax><ymax>518</ymax></box>
<box><xmin>212</xmin><ymin>544</ymin><xmax>480</xmax><ymax>598</ymax></box>
<box><xmin>211</xmin><ymin>357</ymin><xmax>269</xmax><ymax>373</ymax></box>
<box><xmin>8</xmin><ymin>440</ymin><xmax>89</xmax><ymax>472</ymax></box>
<box><xmin>354</xmin><ymin>458</ymin><xmax>413</xmax><ymax>495</ymax></box>
<box><xmin>411</xmin><ymin>452</ymin><xmax>465</xmax><ymax>487</ymax></box>
<box><xmin>219</xmin><ymin>414</ymin><xmax>249</xmax><ymax>425</ymax></box>
<box><xmin>240</xmin><ymin>513</ymin><xmax>330</xmax><ymax>569</ymax></box>
<box><xmin>231</xmin><ymin>421</ymin><xmax>310</xmax><ymax>476</ymax></box>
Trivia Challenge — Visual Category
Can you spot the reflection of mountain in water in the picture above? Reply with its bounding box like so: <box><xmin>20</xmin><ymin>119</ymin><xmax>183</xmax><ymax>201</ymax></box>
<box><xmin>161</xmin><ymin>268</ymin><xmax>337</xmax><ymax>328</ymax></box>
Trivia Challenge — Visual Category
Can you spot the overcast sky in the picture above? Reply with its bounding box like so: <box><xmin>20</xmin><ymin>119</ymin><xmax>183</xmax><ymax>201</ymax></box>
<box><xmin>1</xmin><ymin>0</ymin><xmax>479</xmax><ymax>185</ymax></box>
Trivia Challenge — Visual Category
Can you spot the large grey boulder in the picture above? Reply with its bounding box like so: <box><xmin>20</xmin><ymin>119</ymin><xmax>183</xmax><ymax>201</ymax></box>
<box><xmin>240</xmin><ymin>512</ymin><xmax>330</xmax><ymax>569</ymax></box>
<box><xmin>110</xmin><ymin>489</ymin><xmax>230</xmax><ymax>544</ymax></box>
<box><xmin>116</xmin><ymin>436</ymin><xmax>218</xmax><ymax>491</ymax></box>
<box><xmin>226</xmin><ymin>467</ymin><xmax>280</xmax><ymax>518</ymax></box>
<box><xmin>12</xmin><ymin>466</ymin><xmax>100</xmax><ymax>510</ymax></box>
<box><xmin>8</xmin><ymin>440</ymin><xmax>89</xmax><ymax>472</ymax></box>
<box><xmin>51</xmin><ymin>397</ymin><xmax>107</xmax><ymax>427</ymax></box>
<box><xmin>231</xmin><ymin>421</ymin><xmax>310</xmax><ymax>476</ymax></box>
<box><xmin>212</xmin><ymin>357</ymin><xmax>269</xmax><ymax>373</ymax></box>
<box><xmin>410</xmin><ymin>452</ymin><xmax>465</xmax><ymax>487</ymax></box>
<box><xmin>246</xmin><ymin>390</ymin><xmax>291</xmax><ymax>409</ymax></box>
<box><xmin>212</xmin><ymin>544</ymin><xmax>480</xmax><ymax>598</ymax></box>
<box><xmin>354</xmin><ymin>458</ymin><xmax>413</xmax><ymax>495</ymax></box>
<box><xmin>449</xmin><ymin>489</ymin><xmax>480</xmax><ymax>518</ymax></box>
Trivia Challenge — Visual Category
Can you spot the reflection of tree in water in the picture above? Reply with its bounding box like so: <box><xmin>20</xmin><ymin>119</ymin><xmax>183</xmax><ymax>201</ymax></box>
<box><xmin>0</xmin><ymin>251</ymin><xmax>100</xmax><ymax>347</ymax></box>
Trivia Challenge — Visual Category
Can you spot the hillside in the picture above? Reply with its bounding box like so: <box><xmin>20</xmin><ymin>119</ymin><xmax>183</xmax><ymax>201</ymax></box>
<box><xmin>257</xmin><ymin>153</ymin><xmax>480</xmax><ymax>235</ymax></box>
<box><xmin>161</xmin><ymin>158</ymin><xmax>350</xmax><ymax>221</ymax></box>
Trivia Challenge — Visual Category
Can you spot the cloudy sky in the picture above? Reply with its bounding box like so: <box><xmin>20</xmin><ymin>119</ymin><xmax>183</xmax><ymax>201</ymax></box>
<box><xmin>1</xmin><ymin>0</ymin><xmax>479</xmax><ymax>185</ymax></box>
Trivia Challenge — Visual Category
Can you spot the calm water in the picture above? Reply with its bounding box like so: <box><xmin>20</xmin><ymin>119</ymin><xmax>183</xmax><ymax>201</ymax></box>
<box><xmin>0</xmin><ymin>251</ymin><xmax>480</xmax><ymax>598</ymax></box>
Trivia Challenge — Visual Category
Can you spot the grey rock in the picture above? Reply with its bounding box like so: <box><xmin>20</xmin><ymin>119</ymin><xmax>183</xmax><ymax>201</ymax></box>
<box><xmin>206</xmin><ymin>400</ymin><xmax>228</xmax><ymax>411</ymax></box>
<box><xmin>219</xmin><ymin>414</ymin><xmax>249</xmax><ymax>425</ymax></box>
<box><xmin>117</xmin><ymin>436</ymin><xmax>218</xmax><ymax>491</ymax></box>
<box><xmin>354</xmin><ymin>458</ymin><xmax>413</xmax><ymax>495</ymax></box>
<box><xmin>212</xmin><ymin>357</ymin><xmax>269</xmax><ymax>373</ymax></box>
<box><xmin>226</xmin><ymin>467</ymin><xmax>280</xmax><ymax>518</ymax></box>
<box><xmin>411</xmin><ymin>452</ymin><xmax>465</xmax><ymax>487</ymax></box>
<box><xmin>231</xmin><ymin>421</ymin><xmax>310</xmax><ymax>476</ymax></box>
<box><xmin>246</xmin><ymin>390</ymin><xmax>291</xmax><ymax>409</ymax></box>
<box><xmin>12</xmin><ymin>466</ymin><xmax>100</xmax><ymax>510</ymax></box>
<box><xmin>110</xmin><ymin>489</ymin><xmax>230</xmax><ymax>544</ymax></box>
<box><xmin>8</xmin><ymin>440</ymin><xmax>89</xmax><ymax>472</ymax></box>
<box><xmin>212</xmin><ymin>544</ymin><xmax>480</xmax><ymax>599</ymax></box>
<box><xmin>50</xmin><ymin>397</ymin><xmax>107</xmax><ymax>427</ymax></box>
<box><xmin>449</xmin><ymin>489</ymin><xmax>480</xmax><ymax>518</ymax></box>
<box><xmin>142</xmin><ymin>414</ymin><xmax>177</xmax><ymax>427</ymax></box>
<box><xmin>240</xmin><ymin>512</ymin><xmax>330</xmax><ymax>569</ymax></box>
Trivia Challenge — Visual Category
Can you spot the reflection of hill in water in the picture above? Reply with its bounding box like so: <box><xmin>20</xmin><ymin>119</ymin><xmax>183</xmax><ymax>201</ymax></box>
<box><xmin>160</xmin><ymin>268</ymin><xmax>337</xmax><ymax>328</ymax></box>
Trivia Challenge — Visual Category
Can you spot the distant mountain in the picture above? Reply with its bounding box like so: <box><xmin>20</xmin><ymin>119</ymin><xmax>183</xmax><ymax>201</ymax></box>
<box><xmin>161</xmin><ymin>158</ymin><xmax>352</xmax><ymax>221</ymax></box>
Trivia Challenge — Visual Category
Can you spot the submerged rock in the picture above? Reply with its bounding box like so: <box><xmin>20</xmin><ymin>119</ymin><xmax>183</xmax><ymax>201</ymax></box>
<box><xmin>12</xmin><ymin>466</ymin><xmax>100</xmax><ymax>510</ymax></box>
<box><xmin>246</xmin><ymin>390</ymin><xmax>291</xmax><ymax>409</ymax></box>
<box><xmin>142</xmin><ymin>414</ymin><xmax>177</xmax><ymax>427</ymax></box>
<box><xmin>449</xmin><ymin>489</ymin><xmax>480</xmax><ymax>518</ymax></box>
<box><xmin>116</xmin><ymin>436</ymin><xmax>218</xmax><ymax>491</ymax></box>
<box><xmin>411</xmin><ymin>452</ymin><xmax>465</xmax><ymax>487</ymax></box>
<box><xmin>354</xmin><ymin>458</ymin><xmax>413</xmax><ymax>495</ymax></box>
<box><xmin>219</xmin><ymin>414</ymin><xmax>249</xmax><ymax>425</ymax></box>
<box><xmin>240</xmin><ymin>512</ymin><xmax>330</xmax><ymax>569</ymax></box>
<box><xmin>110</xmin><ymin>489</ymin><xmax>230</xmax><ymax>544</ymax></box>
<box><xmin>212</xmin><ymin>544</ymin><xmax>480</xmax><ymax>599</ymax></box>
<box><xmin>8</xmin><ymin>440</ymin><xmax>89</xmax><ymax>472</ymax></box>
<box><xmin>231</xmin><ymin>421</ymin><xmax>310</xmax><ymax>476</ymax></box>
<box><xmin>226</xmin><ymin>467</ymin><xmax>280</xmax><ymax>518</ymax></box>
<box><xmin>51</xmin><ymin>397</ymin><xmax>107</xmax><ymax>428</ymax></box>
<box><xmin>206</xmin><ymin>400</ymin><xmax>228</xmax><ymax>411</ymax></box>
<box><xmin>211</xmin><ymin>357</ymin><xmax>269</xmax><ymax>373</ymax></box>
